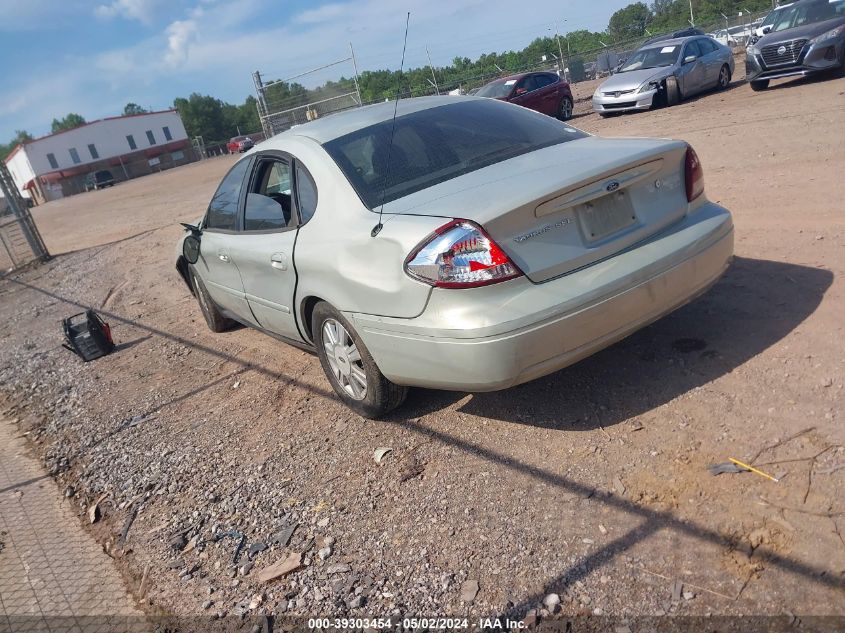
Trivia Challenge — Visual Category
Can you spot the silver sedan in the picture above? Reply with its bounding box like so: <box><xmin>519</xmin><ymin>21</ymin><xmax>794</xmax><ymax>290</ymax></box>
<box><xmin>593</xmin><ymin>36</ymin><xmax>735</xmax><ymax>115</ymax></box>
<box><xmin>176</xmin><ymin>96</ymin><xmax>734</xmax><ymax>418</ymax></box>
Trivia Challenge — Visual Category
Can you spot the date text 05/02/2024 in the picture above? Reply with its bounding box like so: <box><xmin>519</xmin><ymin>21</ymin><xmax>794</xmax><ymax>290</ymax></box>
<box><xmin>306</xmin><ymin>618</ymin><xmax>527</xmax><ymax>629</ymax></box>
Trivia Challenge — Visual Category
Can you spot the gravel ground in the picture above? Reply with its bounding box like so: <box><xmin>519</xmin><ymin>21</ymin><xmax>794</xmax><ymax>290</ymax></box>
<box><xmin>1</xmin><ymin>61</ymin><xmax>844</xmax><ymax>626</ymax></box>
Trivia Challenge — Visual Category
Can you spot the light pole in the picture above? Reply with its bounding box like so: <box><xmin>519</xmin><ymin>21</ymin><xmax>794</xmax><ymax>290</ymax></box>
<box><xmin>689</xmin><ymin>0</ymin><xmax>695</xmax><ymax>27</ymax></box>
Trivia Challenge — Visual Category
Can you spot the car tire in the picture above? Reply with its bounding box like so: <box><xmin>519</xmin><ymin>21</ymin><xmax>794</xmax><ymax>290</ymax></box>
<box><xmin>717</xmin><ymin>64</ymin><xmax>731</xmax><ymax>90</ymax></box>
<box><xmin>189</xmin><ymin>266</ymin><xmax>235</xmax><ymax>333</ymax></box>
<box><xmin>312</xmin><ymin>301</ymin><xmax>408</xmax><ymax>419</ymax></box>
<box><xmin>750</xmin><ymin>79</ymin><xmax>769</xmax><ymax>91</ymax></box>
<box><xmin>557</xmin><ymin>96</ymin><xmax>574</xmax><ymax>121</ymax></box>
<box><xmin>665</xmin><ymin>76</ymin><xmax>680</xmax><ymax>106</ymax></box>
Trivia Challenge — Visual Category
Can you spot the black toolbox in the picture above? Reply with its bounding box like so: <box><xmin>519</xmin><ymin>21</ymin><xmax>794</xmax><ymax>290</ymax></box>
<box><xmin>62</xmin><ymin>310</ymin><xmax>115</xmax><ymax>362</ymax></box>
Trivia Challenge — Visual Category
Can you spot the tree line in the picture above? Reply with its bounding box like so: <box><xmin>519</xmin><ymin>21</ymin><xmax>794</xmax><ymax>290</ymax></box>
<box><xmin>1</xmin><ymin>0</ymin><xmax>777</xmax><ymax>157</ymax></box>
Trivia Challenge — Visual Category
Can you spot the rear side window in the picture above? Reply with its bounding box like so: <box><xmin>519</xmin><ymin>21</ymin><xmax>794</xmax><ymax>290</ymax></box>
<box><xmin>699</xmin><ymin>38</ymin><xmax>718</xmax><ymax>54</ymax></box>
<box><xmin>205</xmin><ymin>159</ymin><xmax>251</xmax><ymax>230</ymax></box>
<box><xmin>323</xmin><ymin>99</ymin><xmax>586</xmax><ymax>209</ymax></box>
<box><xmin>295</xmin><ymin>164</ymin><xmax>318</xmax><ymax>223</ymax></box>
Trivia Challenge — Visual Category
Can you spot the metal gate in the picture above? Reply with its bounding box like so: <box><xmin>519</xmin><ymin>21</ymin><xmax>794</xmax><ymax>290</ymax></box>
<box><xmin>0</xmin><ymin>162</ymin><xmax>50</xmax><ymax>272</ymax></box>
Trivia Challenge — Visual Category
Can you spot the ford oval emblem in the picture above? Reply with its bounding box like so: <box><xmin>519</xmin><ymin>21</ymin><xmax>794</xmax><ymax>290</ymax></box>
<box><xmin>606</xmin><ymin>181</ymin><xmax>620</xmax><ymax>192</ymax></box>
<box><xmin>777</xmin><ymin>45</ymin><xmax>787</xmax><ymax>55</ymax></box>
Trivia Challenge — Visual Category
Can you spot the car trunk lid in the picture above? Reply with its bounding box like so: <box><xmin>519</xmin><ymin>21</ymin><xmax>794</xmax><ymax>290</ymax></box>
<box><xmin>383</xmin><ymin>136</ymin><xmax>691</xmax><ymax>283</ymax></box>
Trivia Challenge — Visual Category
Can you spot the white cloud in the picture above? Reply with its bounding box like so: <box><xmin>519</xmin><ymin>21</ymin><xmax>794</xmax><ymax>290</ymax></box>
<box><xmin>164</xmin><ymin>18</ymin><xmax>199</xmax><ymax>66</ymax></box>
<box><xmin>94</xmin><ymin>0</ymin><xmax>163</xmax><ymax>24</ymax></box>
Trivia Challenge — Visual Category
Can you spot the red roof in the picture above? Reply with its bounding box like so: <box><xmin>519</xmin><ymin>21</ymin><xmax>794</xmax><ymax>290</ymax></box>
<box><xmin>4</xmin><ymin>109</ymin><xmax>180</xmax><ymax>164</ymax></box>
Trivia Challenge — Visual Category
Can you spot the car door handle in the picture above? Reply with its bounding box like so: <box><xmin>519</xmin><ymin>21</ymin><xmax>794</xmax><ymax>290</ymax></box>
<box><xmin>218</xmin><ymin>252</ymin><xmax>230</xmax><ymax>263</ymax></box>
<box><xmin>270</xmin><ymin>253</ymin><xmax>288</xmax><ymax>270</ymax></box>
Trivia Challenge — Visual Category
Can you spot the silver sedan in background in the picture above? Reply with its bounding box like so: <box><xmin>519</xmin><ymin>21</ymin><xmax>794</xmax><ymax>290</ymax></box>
<box><xmin>593</xmin><ymin>36</ymin><xmax>735</xmax><ymax>115</ymax></box>
<box><xmin>177</xmin><ymin>96</ymin><xmax>734</xmax><ymax>418</ymax></box>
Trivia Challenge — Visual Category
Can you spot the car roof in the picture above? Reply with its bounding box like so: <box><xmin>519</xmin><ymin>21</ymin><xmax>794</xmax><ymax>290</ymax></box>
<box><xmin>639</xmin><ymin>36</ymin><xmax>696</xmax><ymax>50</ymax></box>
<box><xmin>278</xmin><ymin>96</ymin><xmax>481</xmax><ymax>145</ymax></box>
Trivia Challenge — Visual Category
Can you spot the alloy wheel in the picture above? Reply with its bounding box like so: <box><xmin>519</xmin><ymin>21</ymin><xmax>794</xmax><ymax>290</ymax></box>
<box><xmin>560</xmin><ymin>98</ymin><xmax>573</xmax><ymax>120</ymax></box>
<box><xmin>322</xmin><ymin>318</ymin><xmax>368</xmax><ymax>401</ymax></box>
<box><xmin>719</xmin><ymin>67</ymin><xmax>730</xmax><ymax>88</ymax></box>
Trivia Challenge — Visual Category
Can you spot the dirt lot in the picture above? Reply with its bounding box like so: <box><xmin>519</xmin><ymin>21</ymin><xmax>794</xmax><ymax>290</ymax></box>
<box><xmin>1</xmin><ymin>63</ymin><xmax>844</xmax><ymax>626</ymax></box>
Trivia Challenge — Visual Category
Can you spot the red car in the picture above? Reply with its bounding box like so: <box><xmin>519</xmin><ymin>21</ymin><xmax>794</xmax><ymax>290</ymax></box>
<box><xmin>227</xmin><ymin>135</ymin><xmax>254</xmax><ymax>153</ymax></box>
<box><xmin>475</xmin><ymin>71</ymin><xmax>574</xmax><ymax>120</ymax></box>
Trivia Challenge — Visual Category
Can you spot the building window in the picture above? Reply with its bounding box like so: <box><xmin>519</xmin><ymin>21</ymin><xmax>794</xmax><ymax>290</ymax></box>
<box><xmin>127</xmin><ymin>135</ymin><xmax>137</xmax><ymax>150</ymax></box>
<box><xmin>171</xmin><ymin>150</ymin><xmax>185</xmax><ymax>161</ymax></box>
<box><xmin>69</xmin><ymin>148</ymin><xmax>81</xmax><ymax>164</ymax></box>
<box><xmin>146</xmin><ymin>130</ymin><xmax>156</xmax><ymax>145</ymax></box>
<box><xmin>88</xmin><ymin>144</ymin><xmax>99</xmax><ymax>160</ymax></box>
<box><xmin>47</xmin><ymin>153</ymin><xmax>59</xmax><ymax>169</ymax></box>
<box><xmin>162</xmin><ymin>126</ymin><xmax>173</xmax><ymax>141</ymax></box>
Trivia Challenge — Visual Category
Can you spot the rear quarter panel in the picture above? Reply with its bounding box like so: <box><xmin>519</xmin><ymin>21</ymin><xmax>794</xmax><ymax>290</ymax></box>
<box><xmin>282</xmin><ymin>136</ymin><xmax>443</xmax><ymax>325</ymax></box>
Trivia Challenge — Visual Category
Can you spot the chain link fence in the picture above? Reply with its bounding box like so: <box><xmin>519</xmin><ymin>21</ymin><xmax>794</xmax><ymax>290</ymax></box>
<box><xmin>0</xmin><ymin>162</ymin><xmax>50</xmax><ymax>273</ymax></box>
<box><xmin>251</xmin><ymin>9</ymin><xmax>772</xmax><ymax>136</ymax></box>
<box><xmin>254</xmin><ymin>51</ymin><xmax>362</xmax><ymax>137</ymax></box>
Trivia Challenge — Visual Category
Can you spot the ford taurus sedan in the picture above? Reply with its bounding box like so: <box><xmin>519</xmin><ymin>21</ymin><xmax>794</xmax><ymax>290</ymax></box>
<box><xmin>176</xmin><ymin>96</ymin><xmax>734</xmax><ymax>418</ymax></box>
<box><xmin>593</xmin><ymin>36</ymin><xmax>734</xmax><ymax>115</ymax></box>
<box><xmin>746</xmin><ymin>0</ymin><xmax>845</xmax><ymax>91</ymax></box>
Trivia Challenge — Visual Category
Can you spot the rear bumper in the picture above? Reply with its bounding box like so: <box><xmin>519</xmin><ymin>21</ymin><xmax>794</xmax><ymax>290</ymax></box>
<box><xmin>746</xmin><ymin>40</ymin><xmax>845</xmax><ymax>82</ymax></box>
<box><xmin>350</xmin><ymin>202</ymin><xmax>734</xmax><ymax>392</ymax></box>
<box><xmin>592</xmin><ymin>89</ymin><xmax>657</xmax><ymax>113</ymax></box>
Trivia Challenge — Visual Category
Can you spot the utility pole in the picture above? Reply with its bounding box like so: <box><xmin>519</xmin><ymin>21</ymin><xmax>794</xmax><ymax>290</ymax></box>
<box><xmin>553</xmin><ymin>20</ymin><xmax>566</xmax><ymax>81</ymax></box>
<box><xmin>252</xmin><ymin>70</ymin><xmax>271</xmax><ymax>137</ymax></box>
<box><xmin>426</xmin><ymin>46</ymin><xmax>440</xmax><ymax>95</ymax></box>
<box><xmin>349</xmin><ymin>42</ymin><xmax>363</xmax><ymax>107</ymax></box>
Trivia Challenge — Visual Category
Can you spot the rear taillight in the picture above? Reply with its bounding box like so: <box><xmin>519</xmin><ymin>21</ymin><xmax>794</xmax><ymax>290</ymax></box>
<box><xmin>404</xmin><ymin>220</ymin><xmax>523</xmax><ymax>288</ymax></box>
<box><xmin>685</xmin><ymin>146</ymin><xmax>704</xmax><ymax>203</ymax></box>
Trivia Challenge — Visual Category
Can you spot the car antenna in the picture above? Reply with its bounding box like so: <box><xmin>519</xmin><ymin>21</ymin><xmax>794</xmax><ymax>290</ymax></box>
<box><xmin>372</xmin><ymin>11</ymin><xmax>410</xmax><ymax>238</ymax></box>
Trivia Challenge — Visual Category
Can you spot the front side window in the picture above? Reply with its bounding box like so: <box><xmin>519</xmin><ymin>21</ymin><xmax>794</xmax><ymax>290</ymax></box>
<box><xmin>244</xmin><ymin>160</ymin><xmax>292</xmax><ymax>231</ymax></box>
<box><xmin>295</xmin><ymin>164</ymin><xmax>318</xmax><ymax>223</ymax></box>
<box><xmin>205</xmin><ymin>159</ymin><xmax>251</xmax><ymax>231</ymax></box>
<box><xmin>684</xmin><ymin>40</ymin><xmax>702</xmax><ymax>59</ymax></box>
<box><xmin>323</xmin><ymin>99</ymin><xmax>586</xmax><ymax>209</ymax></box>
<box><xmin>127</xmin><ymin>134</ymin><xmax>137</xmax><ymax>150</ymax></box>
<box><xmin>69</xmin><ymin>148</ymin><xmax>81</xmax><ymax>164</ymax></box>
<box><xmin>146</xmin><ymin>130</ymin><xmax>156</xmax><ymax>145</ymax></box>
<box><xmin>47</xmin><ymin>153</ymin><xmax>59</xmax><ymax>169</ymax></box>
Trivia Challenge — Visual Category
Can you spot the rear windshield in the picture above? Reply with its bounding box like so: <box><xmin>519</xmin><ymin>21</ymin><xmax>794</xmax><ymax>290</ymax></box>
<box><xmin>475</xmin><ymin>80</ymin><xmax>515</xmax><ymax>98</ymax></box>
<box><xmin>322</xmin><ymin>99</ymin><xmax>586</xmax><ymax>209</ymax></box>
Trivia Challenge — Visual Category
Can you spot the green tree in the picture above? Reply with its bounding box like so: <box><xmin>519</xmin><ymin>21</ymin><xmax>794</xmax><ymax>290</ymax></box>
<box><xmin>50</xmin><ymin>113</ymin><xmax>86</xmax><ymax>134</ymax></box>
<box><xmin>173</xmin><ymin>93</ymin><xmax>229</xmax><ymax>142</ymax></box>
<box><xmin>609</xmin><ymin>2</ymin><xmax>653</xmax><ymax>40</ymax></box>
<box><xmin>0</xmin><ymin>130</ymin><xmax>33</xmax><ymax>161</ymax></box>
<box><xmin>123</xmin><ymin>103</ymin><xmax>148</xmax><ymax>116</ymax></box>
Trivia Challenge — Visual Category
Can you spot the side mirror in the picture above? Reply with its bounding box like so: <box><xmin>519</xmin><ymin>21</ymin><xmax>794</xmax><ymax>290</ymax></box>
<box><xmin>762</xmin><ymin>26</ymin><xmax>771</xmax><ymax>35</ymax></box>
<box><xmin>183</xmin><ymin>234</ymin><xmax>201</xmax><ymax>264</ymax></box>
<box><xmin>684</xmin><ymin>54</ymin><xmax>697</xmax><ymax>64</ymax></box>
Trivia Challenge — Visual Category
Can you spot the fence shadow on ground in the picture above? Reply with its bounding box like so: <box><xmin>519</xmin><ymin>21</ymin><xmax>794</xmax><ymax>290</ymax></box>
<box><xmin>3</xmin><ymin>254</ymin><xmax>840</xmax><ymax>612</ymax></box>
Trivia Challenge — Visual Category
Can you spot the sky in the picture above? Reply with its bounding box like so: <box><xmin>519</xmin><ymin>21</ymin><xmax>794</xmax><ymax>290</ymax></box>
<box><xmin>0</xmin><ymin>0</ymin><xmax>635</xmax><ymax>141</ymax></box>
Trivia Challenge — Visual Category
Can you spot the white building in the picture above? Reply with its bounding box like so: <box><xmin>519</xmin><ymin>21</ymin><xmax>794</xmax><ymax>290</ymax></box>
<box><xmin>4</xmin><ymin>110</ymin><xmax>195</xmax><ymax>203</ymax></box>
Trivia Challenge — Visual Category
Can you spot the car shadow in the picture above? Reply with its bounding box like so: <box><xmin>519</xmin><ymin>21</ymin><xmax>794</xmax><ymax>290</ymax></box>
<box><xmin>392</xmin><ymin>257</ymin><xmax>833</xmax><ymax>428</ymax></box>
<box><xmin>765</xmin><ymin>69</ymin><xmax>845</xmax><ymax>92</ymax></box>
